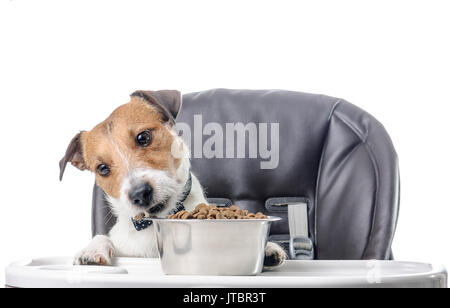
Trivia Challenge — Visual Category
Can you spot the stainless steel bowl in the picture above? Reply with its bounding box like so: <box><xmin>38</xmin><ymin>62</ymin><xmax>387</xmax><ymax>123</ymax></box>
<box><xmin>152</xmin><ymin>216</ymin><xmax>281</xmax><ymax>276</ymax></box>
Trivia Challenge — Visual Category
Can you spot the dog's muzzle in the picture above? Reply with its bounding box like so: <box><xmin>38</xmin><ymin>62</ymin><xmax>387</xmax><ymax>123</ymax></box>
<box><xmin>131</xmin><ymin>172</ymin><xmax>193</xmax><ymax>231</ymax></box>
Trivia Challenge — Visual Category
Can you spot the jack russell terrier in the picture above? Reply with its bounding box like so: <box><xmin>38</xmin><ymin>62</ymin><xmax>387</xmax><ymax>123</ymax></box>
<box><xmin>59</xmin><ymin>90</ymin><xmax>286</xmax><ymax>269</ymax></box>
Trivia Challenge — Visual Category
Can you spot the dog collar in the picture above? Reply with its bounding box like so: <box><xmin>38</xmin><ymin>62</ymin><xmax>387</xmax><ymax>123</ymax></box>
<box><xmin>131</xmin><ymin>172</ymin><xmax>192</xmax><ymax>231</ymax></box>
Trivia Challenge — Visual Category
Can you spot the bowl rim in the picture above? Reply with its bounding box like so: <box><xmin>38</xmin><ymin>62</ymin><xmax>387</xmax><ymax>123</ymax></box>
<box><xmin>150</xmin><ymin>216</ymin><xmax>282</xmax><ymax>223</ymax></box>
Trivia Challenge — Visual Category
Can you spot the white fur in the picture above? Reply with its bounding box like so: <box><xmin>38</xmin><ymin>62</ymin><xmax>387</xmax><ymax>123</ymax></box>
<box><xmin>74</xmin><ymin>235</ymin><xmax>115</xmax><ymax>265</ymax></box>
<box><xmin>264</xmin><ymin>241</ymin><xmax>287</xmax><ymax>270</ymax></box>
<box><xmin>107</xmin><ymin>123</ymin><xmax>131</xmax><ymax>172</ymax></box>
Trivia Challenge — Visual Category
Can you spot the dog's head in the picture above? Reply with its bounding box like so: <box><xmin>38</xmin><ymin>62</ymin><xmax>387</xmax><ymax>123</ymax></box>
<box><xmin>59</xmin><ymin>90</ymin><xmax>188</xmax><ymax>217</ymax></box>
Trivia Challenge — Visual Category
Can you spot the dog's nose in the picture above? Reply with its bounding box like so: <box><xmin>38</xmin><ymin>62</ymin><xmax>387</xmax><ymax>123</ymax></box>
<box><xmin>129</xmin><ymin>183</ymin><xmax>153</xmax><ymax>207</ymax></box>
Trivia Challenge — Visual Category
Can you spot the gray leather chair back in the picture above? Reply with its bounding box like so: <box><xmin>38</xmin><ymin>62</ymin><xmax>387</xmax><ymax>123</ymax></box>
<box><xmin>92</xmin><ymin>89</ymin><xmax>400</xmax><ymax>260</ymax></box>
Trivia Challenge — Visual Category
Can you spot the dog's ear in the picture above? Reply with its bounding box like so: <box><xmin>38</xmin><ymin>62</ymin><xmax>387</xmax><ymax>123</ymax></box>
<box><xmin>59</xmin><ymin>132</ymin><xmax>87</xmax><ymax>181</ymax></box>
<box><xmin>131</xmin><ymin>90</ymin><xmax>182</xmax><ymax>126</ymax></box>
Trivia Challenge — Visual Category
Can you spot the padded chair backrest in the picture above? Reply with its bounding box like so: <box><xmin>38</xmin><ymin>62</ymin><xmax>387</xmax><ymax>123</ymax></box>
<box><xmin>92</xmin><ymin>89</ymin><xmax>400</xmax><ymax>260</ymax></box>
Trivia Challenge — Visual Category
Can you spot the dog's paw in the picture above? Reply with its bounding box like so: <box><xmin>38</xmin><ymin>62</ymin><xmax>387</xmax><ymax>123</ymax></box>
<box><xmin>74</xmin><ymin>235</ymin><xmax>115</xmax><ymax>266</ymax></box>
<box><xmin>263</xmin><ymin>242</ymin><xmax>287</xmax><ymax>270</ymax></box>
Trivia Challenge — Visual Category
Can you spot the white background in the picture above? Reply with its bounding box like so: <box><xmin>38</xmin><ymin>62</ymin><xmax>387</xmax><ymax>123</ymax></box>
<box><xmin>1</xmin><ymin>0</ymin><xmax>449</xmax><ymax>286</ymax></box>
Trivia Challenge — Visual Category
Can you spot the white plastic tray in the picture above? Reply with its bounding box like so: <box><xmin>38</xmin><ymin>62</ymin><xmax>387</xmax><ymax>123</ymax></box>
<box><xmin>5</xmin><ymin>257</ymin><xmax>447</xmax><ymax>288</ymax></box>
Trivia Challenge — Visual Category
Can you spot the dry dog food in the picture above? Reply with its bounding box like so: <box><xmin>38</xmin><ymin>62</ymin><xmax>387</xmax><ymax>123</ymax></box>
<box><xmin>168</xmin><ymin>203</ymin><xmax>268</xmax><ymax>220</ymax></box>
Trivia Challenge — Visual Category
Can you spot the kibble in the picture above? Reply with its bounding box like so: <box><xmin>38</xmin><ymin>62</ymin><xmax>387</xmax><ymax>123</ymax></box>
<box><xmin>168</xmin><ymin>203</ymin><xmax>268</xmax><ymax>220</ymax></box>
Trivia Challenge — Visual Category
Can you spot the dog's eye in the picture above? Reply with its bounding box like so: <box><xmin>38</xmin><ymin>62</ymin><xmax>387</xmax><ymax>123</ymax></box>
<box><xmin>136</xmin><ymin>130</ymin><xmax>152</xmax><ymax>148</ymax></box>
<box><xmin>96</xmin><ymin>164</ymin><xmax>111</xmax><ymax>177</ymax></box>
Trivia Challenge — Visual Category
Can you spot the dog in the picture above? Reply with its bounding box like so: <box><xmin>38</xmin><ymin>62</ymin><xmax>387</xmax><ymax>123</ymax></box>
<box><xmin>59</xmin><ymin>90</ymin><xmax>286</xmax><ymax>269</ymax></box>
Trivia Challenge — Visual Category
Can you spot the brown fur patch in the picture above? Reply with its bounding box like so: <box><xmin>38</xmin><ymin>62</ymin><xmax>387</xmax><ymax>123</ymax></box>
<box><xmin>81</xmin><ymin>97</ymin><xmax>181</xmax><ymax>198</ymax></box>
